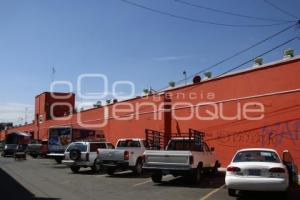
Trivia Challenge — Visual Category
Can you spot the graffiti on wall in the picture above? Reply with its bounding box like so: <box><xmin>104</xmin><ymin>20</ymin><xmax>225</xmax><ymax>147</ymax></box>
<box><xmin>206</xmin><ymin>120</ymin><xmax>300</xmax><ymax>147</ymax></box>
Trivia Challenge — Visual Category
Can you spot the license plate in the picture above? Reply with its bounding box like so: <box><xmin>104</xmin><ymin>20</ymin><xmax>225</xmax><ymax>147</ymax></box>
<box><xmin>248</xmin><ymin>169</ymin><xmax>261</xmax><ymax>176</ymax></box>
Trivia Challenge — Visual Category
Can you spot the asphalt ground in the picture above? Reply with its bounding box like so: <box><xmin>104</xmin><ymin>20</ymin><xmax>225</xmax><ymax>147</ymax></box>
<box><xmin>0</xmin><ymin>156</ymin><xmax>299</xmax><ymax>200</ymax></box>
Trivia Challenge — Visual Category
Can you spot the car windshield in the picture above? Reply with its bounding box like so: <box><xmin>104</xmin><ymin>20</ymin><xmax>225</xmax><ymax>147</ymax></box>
<box><xmin>233</xmin><ymin>150</ymin><xmax>280</xmax><ymax>163</ymax></box>
<box><xmin>117</xmin><ymin>140</ymin><xmax>140</xmax><ymax>147</ymax></box>
<box><xmin>66</xmin><ymin>143</ymin><xmax>87</xmax><ymax>152</ymax></box>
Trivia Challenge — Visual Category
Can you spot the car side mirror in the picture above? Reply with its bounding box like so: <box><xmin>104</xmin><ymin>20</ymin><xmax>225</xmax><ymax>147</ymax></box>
<box><xmin>210</xmin><ymin>147</ymin><xmax>215</xmax><ymax>152</ymax></box>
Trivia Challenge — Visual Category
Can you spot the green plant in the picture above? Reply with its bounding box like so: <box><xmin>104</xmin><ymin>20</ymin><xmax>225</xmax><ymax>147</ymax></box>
<box><xmin>169</xmin><ymin>81</ymin><xmax>175</xmax><ymax>87</ymax></box>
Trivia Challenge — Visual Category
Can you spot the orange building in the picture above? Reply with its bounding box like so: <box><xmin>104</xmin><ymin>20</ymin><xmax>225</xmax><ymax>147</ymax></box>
<box><xmin>1</xmin><ymin>55</ymin><xmax>300</xmax><ymax>167</ymax></box>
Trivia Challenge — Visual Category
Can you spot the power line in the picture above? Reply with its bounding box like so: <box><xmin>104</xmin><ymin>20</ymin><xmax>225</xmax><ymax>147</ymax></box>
<box><xmin>119</xmin><ymin>0</ymin><xmax>292</xmax><ymax>27</ymax></box>
<box><xmin>263</xmin><ymin>0</ymin><xmax>299</xmax><ymax>20</ymax></box>
<box><xmin>217</xmin><ymin>36</ymin><xmax>300</xmax><ymax>77</ymax></box>
<box><xmin>174</xmin><ymin>0</ymin><xmax>292</xmax><ymax>23</ymax></box>
<box><xmin>157</xmin><ymin>22</ymin><xmax>298</xmax><ymax>91</ymax></box>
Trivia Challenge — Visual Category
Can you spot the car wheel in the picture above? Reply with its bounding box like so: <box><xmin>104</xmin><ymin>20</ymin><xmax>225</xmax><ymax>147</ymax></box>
<box><xmin>228</xmin><ymin>189</ymin><xmax>236</xmax><ymax>197</ymax></box>
<box><xmin>55</xmin><ymin>158</ymin><xmax>62</xmax><ymax>164</ymax></box>
<box><xmin>151</xmin><ymin>173</ymin><xmax>163</xmax><ymax>183</ymax></box>
<box><xmin>211</xmin><ymin>161</ymin><xmax>219</xmax><ymax>175</ymax></box>
<box><xmin>133</xmin><ymin>159</ymin><xmax>143</xmax><ymax>175</ymax></box>
<box><xmin>107</xmin><ymin>168</ymin><xmax>115</xmax><ymax>176</ymax></box>
<box><xmin>92</xmin><ymin>160</ymin><xmax>101</xmax><ymax>173</ymax></box>
<box><xmin>189</xmin><ymin>165</ymin><xmax>202</xmax><ymax>184</ymax></box>
<box><xmin>31</xmin><ymin>154</ymin><xmax>38</xmax><ymax>159</ymax></box>
<box><xmin>70</xmin><ymin>166</ymin><xmax>80</xmax><ymax>173</ymax></box>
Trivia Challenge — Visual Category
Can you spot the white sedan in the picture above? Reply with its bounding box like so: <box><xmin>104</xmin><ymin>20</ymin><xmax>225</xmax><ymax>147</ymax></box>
<box><xmin>225</xmin><ymin>148</ymin><xmax>290</xmax><ymax>197</ymax></box>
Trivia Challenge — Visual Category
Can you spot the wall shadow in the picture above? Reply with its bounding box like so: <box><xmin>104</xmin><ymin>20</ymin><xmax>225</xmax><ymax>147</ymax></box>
<box><xmin>0</xmin><ymin>168</ymin><xmax>60</xmax><ymax>200</ymax></box>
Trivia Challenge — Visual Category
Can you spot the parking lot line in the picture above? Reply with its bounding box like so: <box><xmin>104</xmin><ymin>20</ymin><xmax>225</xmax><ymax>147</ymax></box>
<box><xmin>199</xmin><ymin>185</ymin><xmax>225</xmax><ymax>200</ymax></box>
<box><xmin>132</xmin><ymin>179</ymin><xmax>152</xmax><ymax>187</ymax></box>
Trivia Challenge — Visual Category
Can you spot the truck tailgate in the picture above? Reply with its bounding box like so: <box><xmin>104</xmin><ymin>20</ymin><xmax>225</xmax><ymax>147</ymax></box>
<box><xmin>144</xmin><ymin>150</ymin><xmax>191</xmax><ymax>166</ymax></box>
<box><xmin>99</xmin><ymin>149</ymin><xmax>125</xmax><ymax>161</ymax></box>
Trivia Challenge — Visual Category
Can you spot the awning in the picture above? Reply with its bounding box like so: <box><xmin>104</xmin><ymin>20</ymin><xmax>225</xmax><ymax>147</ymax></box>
<box><xmin>8</xmin><ymin>132</ymin><xmax>31</xmax><ymax>137</ymax></box>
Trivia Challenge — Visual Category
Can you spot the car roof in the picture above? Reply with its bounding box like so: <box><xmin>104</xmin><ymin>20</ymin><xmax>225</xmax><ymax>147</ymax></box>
<box><xmin>118</xmin><ymin>138</ymin><xmax>144</xmax><ymax>141</ymax></box>
<box><xmin>73</xmin><ymin>141</ymin><xmax>107</xmax><ymax>144</ymax></box>
<box><xmin>237</xmin><ymin>148</ymin><xmax>278</xmax><ymax>153</ymax></box>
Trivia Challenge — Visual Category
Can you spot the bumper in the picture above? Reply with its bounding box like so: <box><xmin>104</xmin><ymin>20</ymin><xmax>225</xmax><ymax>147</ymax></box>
<box><xmin>225</xmin><ymin>176</ymin><xmax>289</xmax><ymax>191</ymax></box>
<box><xmin>143</xmin><ymin>165</ymin><xmax>194</xmax><ymax>174</ymax></box>
<box><xmin>101</xmin><ymin>161</ymin><xmax>130</xmax><ymax>170</ymax></box>
<box><xmin>62</xmin><ymin>160</ymin><xmax>91</xmax><ymax>167</ymax></box>
<box><xmin>2</xmin><ymin>150</ymin><xmax>16</xmax><ymax>156</ymax></box>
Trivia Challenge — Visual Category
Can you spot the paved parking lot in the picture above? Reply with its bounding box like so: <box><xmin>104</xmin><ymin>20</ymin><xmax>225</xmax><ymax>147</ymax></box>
<box><xmin>0</xmin><ymin>157</ymin><xmax>299</xmax><ymax>200</ymax></box>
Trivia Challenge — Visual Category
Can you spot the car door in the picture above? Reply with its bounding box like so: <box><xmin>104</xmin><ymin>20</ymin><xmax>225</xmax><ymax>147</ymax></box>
<box><xmin>283</xmin><ymin>150</ymin><xmax>298</xmax><ymax>184</ymax></box>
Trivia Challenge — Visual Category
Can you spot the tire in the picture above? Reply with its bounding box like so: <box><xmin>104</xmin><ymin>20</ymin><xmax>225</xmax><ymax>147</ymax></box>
<box><xmin>70</xmin><ymin>166</ymin><xmax>80</xmax><ymax>173</ymax></box>
<box><xmin>228</xmin><ymin>189</ymin><xmax>236</xmax><ymax>197</ymax></box>
<box><xmin>211</xmin><ymin>161</ymin><xmax>219</xmax><ymax>175</ymax></box>
<box><xmin>151</xmin><ymin>173</ymin><xmax>163</xmax><ymax>183</ymax></box>
<box><xmin>31</xmin><ymin>154</ymin><xmax>38</xmax><ymax>159</ymax></box>
<box><xmin>133</xmin><ymin>159</ymin><xmax>143</xmax><ymax>175</ymax></box>
<box><xmin>92</xmin><ymin>160</ymin><xmax>101</xmax><ymax>173</ymax></box>
<box><xmin>69</xmin><ymin>149</ymin><xmax>81</xmax><ymax>161</ymax></box>
<box><xmin>279</xmin><ymin>191</ymin><xmax>287</xmax><ymax>199</ymax></box>
<box><xmin>55</xmin><ymin>158</ymin><xmax>62</xmax><ymax>164</ymax></box>
<box><xmin>107</xmin><ymin>168</ymin><xmax>115</xmax><ymax>176</ymax></box>
<box><xmin>189</xmin><ymin>165</ymin><xmax>202</xmax><ymax>184</ymax></box>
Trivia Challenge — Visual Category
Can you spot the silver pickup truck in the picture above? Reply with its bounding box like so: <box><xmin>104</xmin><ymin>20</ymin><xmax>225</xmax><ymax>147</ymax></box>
<box><xmin>98</xmin><ymin>138</ymin><xmax>149</xmax><ymax>175</ymax></box>
<box><xmin>143</xmin><ymin>138</ymin><xmax>220</xmax><ymax>183</ymax></box>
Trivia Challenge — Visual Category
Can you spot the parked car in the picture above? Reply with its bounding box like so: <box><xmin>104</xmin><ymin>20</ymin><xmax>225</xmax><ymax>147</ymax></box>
<box><xmin>14</xmin><ymin>144</ymin><xmax>27</xmax><ymax>160</ymax></box>
<box><xmin>1</xmin><ymin>144</ymin><xmax>18</xmax><ymax>157</ymax></box>
<box><xmin>143</xmin><ymin>137</ymin><xmax>219</xmax><ymax>183</ymax></box>
<box><xmin>98</xmin><ymin>138</ymin><xmax>149</xmax><ymax>175</ymax></box>
<box><xmin>26</xmin><ymin>140</ymin><xmax>48</xmax><ymax>158</ymax></box>
<box><xmin>62</xmin><ymin>141</ymin><xmax>114</xmax><ymax>173</ymax></box>
<box><xmin>225</xmin><ymin>148</ymin><xmax>295</xmax><ymax>197</ymax></box>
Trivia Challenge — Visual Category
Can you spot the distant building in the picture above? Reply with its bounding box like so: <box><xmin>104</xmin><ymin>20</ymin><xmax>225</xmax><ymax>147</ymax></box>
<box><xmin>0</xmin><ymin>122</ymin><xmax>13</xmax><ymax>131</ymax></box>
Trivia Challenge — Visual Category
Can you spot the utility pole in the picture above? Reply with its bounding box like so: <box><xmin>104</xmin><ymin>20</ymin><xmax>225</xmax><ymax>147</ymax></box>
<box><xmin>52</xmin><ymin>67</ymin><xmax>56</xmax><ymax>82</ymax></box>
<box><xmin>24</xmin><ymin>107</ymin><xmax>28</xmax><ymax>124</ymax></box>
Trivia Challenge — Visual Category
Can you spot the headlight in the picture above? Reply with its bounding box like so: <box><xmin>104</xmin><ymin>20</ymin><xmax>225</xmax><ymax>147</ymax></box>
<box><xmin>4</xmin><ymin>145</ymin><xmax>8</xmax><ymax>150</ymax></box>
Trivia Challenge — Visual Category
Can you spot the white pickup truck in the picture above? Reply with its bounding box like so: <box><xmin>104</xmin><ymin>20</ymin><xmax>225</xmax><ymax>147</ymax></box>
<box><xmin>98</xmin><ymin>138</ymin><xmax>149</xmax><ymax>175</ymax></box>
<box><xmin>143</xmin><ymin>138</ymin><xmax>220</xmax><ymax>183</ymax></box>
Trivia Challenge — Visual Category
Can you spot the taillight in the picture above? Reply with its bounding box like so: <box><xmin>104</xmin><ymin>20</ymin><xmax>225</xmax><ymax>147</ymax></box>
<box><xmin>86</xmin><ymin>153</ymin><xmax>89</xmax><ymax>161</ymax></box>
<box><xmin>189</xmin><ymin>156</ymin><xmax>194</xmax><ymax>165</ymax></box>
<box><xmin>269</xmin><ymin>167</ymin><xmax>285</xmax><ymax>173</ymax></box>
<box><xmin>124</xmin><ymin>151</ymin><xmax>129</xmax><ymax>160</ymax></box>
<box><xmin>227</xmin><ymin>166</ymin><xmax>241</xmax><ymax>172</ymax></box>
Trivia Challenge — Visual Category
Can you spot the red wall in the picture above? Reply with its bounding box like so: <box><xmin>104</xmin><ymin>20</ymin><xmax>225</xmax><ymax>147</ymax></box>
<box><xmin>4</xmin><ymin>57</ymin><xmax>300</xmax><ymax>167</ymax></box>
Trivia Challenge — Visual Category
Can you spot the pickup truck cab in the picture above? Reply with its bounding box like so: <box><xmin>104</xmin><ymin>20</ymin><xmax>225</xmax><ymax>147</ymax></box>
<box><xmin>26</xmin><ymin>140</ymin><xmax>48</xmax><ymax>158</ymax></box>
<box><xmin>143</xmin><ymin>138</ymin><xmax>220</xmax><ymax>183</ymax></box>
<box><xmin>98</xmin><ymin>138</ymin><xmax>149</xmax><ymax>175</ymax></box>
<box><xmin>62</xmin><ymin>141</ymin><xmax>114</xmax><ymax>173</ymax></box>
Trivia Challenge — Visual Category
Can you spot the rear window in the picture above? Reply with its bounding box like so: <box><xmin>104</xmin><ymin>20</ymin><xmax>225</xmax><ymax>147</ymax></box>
<box><xmin>233</xmin><ymin>150</ymin><xmax>280</xmax><ymax>163</ymax></box>
<box><xmin>117</xmin><ymin>140</ymin><xmax>140</xmax><ymax>148</ymax></box>
<box><xmin>66</xmin><ymin>143</ymin><xmax>87</xmax><ymax>152</ymax></box>
<box><xmin>167</xmin><ymin>140</ymin><xmax>203</xmax><ymax>151</ymax></box>
<box><xmin>90</xmin><ymin>143</ymin><xmax>107</xmax><ymax>152</ymax></box>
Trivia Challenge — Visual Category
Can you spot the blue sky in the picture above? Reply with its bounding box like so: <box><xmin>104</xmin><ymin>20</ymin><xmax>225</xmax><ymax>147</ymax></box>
<box><xmin>0</xmin><ymin>0</ymin><xmax>299</xmax><ymax>123</ymax></box>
